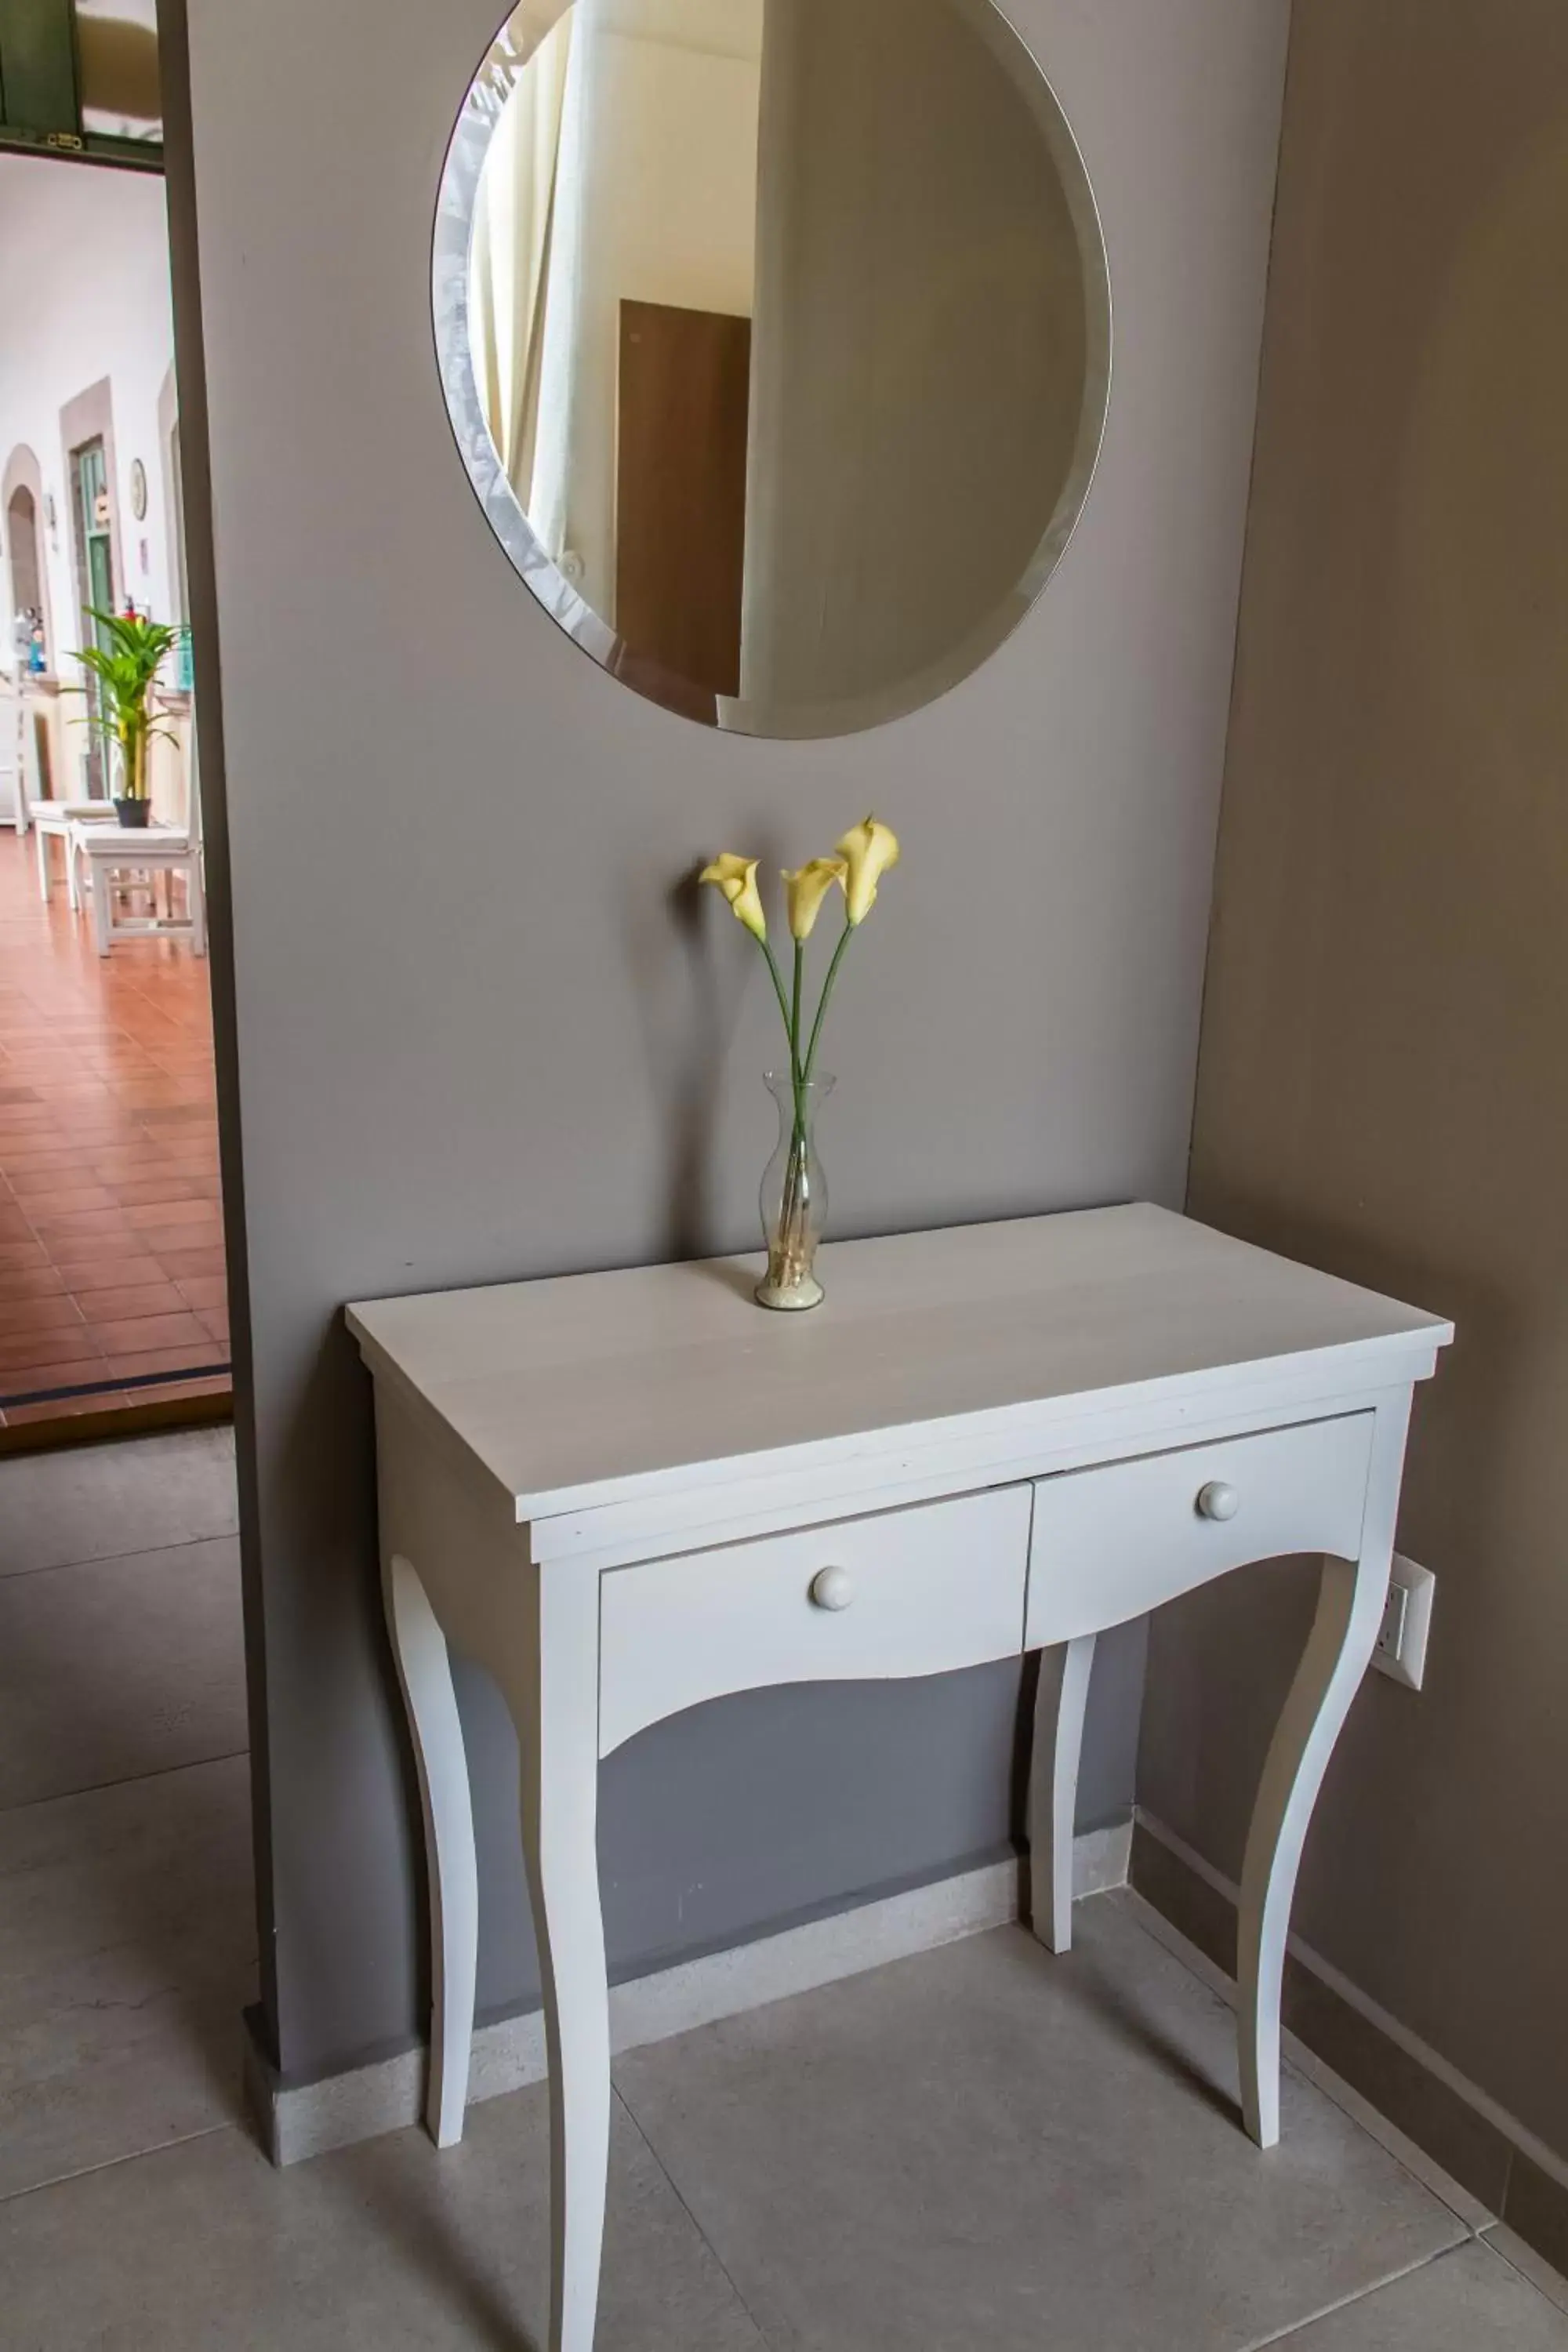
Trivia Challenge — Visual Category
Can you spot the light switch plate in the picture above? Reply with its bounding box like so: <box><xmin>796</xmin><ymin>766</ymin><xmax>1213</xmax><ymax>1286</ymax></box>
<box><xmin>1372</xmin><ymin>1554</ymin><xmax>1436</xmax><ymax>1690</ymax></box>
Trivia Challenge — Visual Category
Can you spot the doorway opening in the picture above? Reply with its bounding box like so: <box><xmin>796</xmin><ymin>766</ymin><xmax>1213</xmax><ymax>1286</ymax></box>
<box><xmin>6</xmin><ymin>481</ymin><xmax>44</xmax><ymax>630</ymax></box>
<box><xmin>68</xmin><ymin>433</ymin><xmax>117</xmax><ymax>791</ymax></box>
<box><xmin>0</xmin><ymin>136</ymin><xmax>229</xmax><ymax>1444</ymax></box>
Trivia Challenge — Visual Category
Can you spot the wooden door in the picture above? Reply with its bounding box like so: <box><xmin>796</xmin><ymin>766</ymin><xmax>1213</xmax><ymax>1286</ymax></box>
<box><xmin>615</xmin><ymin>299</ymin><xmax>751</xmax><ymax>703</ymax></box>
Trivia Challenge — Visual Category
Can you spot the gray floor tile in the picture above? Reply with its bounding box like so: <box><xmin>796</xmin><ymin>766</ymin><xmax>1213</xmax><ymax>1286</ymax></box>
<box><xmin>0</xmin><ymin>1426</ymin><xmax>238</xmax><ymax>1577</ymax></box>
<box><xmin>0</xmin><ymin>2094</ymin><xmax>767</xmax><ymax>2351</ymax></box>
<box><xmin>0</xmin><ymin>1536</ymin><xmax>245</xmax><ymax>1807</ymax></box>
<box><xmin>1488</xmin><ymin>2225</ymin><xmax>1568</xmax><ymax>2319</ymax></box>
<box><xmin>1127</xmin><ymin>1893</ymin><xmax>1497</xmax><ymax>2234</ymax></box>
<box><xmin>1272</xmin><ymin>2241</ymin><xmax>1568</xmax><ymax>2347</ymax></box>
<box><xmin>0</xmin><ymin>1755</ymin><xmax>256</xmax><ymax>2198</ymax></box>
<box><xmin>615</xmin><ymin>1893</ymin><xmax>1467</xmax><ymax>2352</ymax></box>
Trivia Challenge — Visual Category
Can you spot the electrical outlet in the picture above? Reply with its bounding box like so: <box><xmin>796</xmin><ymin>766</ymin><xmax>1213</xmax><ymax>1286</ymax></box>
<box><xmin>1372</xmin><ymin>1554</ymin><xmax>1436</xmax><ymax>1690</ymax></box>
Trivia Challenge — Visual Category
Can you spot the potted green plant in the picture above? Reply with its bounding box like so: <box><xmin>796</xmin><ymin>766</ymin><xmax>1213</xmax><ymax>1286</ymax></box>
<box><xmin>69</xmin><ymin>607</ymin><xmax>180</xmax><ymax>828</ymax></box>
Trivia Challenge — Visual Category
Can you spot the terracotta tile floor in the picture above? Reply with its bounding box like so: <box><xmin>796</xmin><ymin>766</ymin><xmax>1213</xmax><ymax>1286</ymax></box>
<box><xmin>0</xmin><ymin>829</ymin><xmax>231</xmax><ymax>1428</ymax></box>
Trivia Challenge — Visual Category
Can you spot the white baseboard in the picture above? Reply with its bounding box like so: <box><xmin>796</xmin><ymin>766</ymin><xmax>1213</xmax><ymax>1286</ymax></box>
<box><xmin>1134</xmin><ymin>1809</ymin><xmax>1568</xmax><ymax>2202</ymax></box>
<box><xmin>252</xmin><ymin>1822</ymin><xmax>1131</xmax><ymax>2167</ymax></box>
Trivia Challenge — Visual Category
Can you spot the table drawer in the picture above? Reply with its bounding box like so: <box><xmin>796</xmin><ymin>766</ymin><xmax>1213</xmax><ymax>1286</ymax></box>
<box><xmin>598</xmin><ymin>1484</ymin><xmax>1032</xmax><ymax>1756</ymax></box>
<box><xmin>1025</xmin><ymin>1412</ymin><xmax>1376</xmax><ymax>1649</ymax></box>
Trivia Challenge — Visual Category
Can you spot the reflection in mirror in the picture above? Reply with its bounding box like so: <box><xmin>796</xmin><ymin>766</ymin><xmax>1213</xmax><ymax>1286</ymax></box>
<box><xmin>76</xmin><ymin>0</ymin><xmax>163</xmax><ymax>143</ymax></box>
<box><xmin>437</xmin><ymin>0</ymin><xmax>1110</xmax><ymax>735</ymax></box>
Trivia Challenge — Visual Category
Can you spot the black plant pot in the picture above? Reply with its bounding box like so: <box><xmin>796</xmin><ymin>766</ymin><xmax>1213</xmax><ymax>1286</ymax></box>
<box><xmin>113</xmin><ymin>797</ymin><xmax>152</xmax><ymax>829</ymax></box>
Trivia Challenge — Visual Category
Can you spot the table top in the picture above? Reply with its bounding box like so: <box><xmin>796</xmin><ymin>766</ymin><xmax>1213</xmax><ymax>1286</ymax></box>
<box><xmin>71</xmin><ymin>821</ymin><xmax>188</xmax><ymax>847</ymax></box>
<box><xmin>347</xmin><ymin>1205</ymin><xmax>1452</xmax><ymax>1529</ymax></box>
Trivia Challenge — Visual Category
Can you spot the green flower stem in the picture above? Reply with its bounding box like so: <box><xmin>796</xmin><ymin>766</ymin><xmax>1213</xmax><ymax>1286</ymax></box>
<box><xmin>757</xmin><ymin>917</ymin><xmax>855</xmax><ymax>1274</ymax></box>
<box><xmin>758</xmin><ymin>938</ymin><xmax>797</xmax><ymax>1076</ymax></box>
<box><xmin>757</xmin><ymin>940</ymin><xmax>808</xmax><ymax>1258</ymax></box>
<box><xmin>803</xmin><ymin>916</ymin><xmax>855</xmax><ymax>1086</ymax></box>
<box><xmin>788</xmin><ymin>943</ymin><xmax>809</xmax><ymax>1218</ymax></box>
<box><xmin>759</xmin><ymin>937</ymin><xmax>808</xmax><ymax>1241</ymax></box>
<box><xmin>791</xmin><ymin>942</ymin><xmax>806</xmax><ymax>1098</ymax></box>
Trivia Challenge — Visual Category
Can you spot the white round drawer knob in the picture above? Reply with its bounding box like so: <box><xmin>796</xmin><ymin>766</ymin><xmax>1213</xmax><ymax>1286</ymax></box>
<box><xmin>809</xmin><ymin>1566</ymin><xmax>855</xmax><ymax>1613</ymax></box>
<box><xmin>1196</xmin><ymin>1481</ymin><xmax>1240</xmax><ymax>1523</ymax></box>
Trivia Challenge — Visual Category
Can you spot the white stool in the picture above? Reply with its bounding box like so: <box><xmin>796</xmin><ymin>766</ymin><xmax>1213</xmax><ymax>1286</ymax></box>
<box><xmin>32</xmin><ymin>800</ymin><xmax>116</xmax><ymax>905</ymax></box>
<box><xmin>68</xmin><ymin>822</ymin><xmax>207</xmax><ymax>956</ymax></box>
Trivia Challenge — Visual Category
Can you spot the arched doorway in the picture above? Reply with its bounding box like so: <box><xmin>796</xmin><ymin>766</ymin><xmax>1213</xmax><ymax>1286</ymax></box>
<box><xmin>2</xmin><ymin>441</ymin><xmax>54</xmax><ymax>668</ymax></box>
<box><xmin>7</xmin><ymin>485</ymin><xmax>42</xmax><ymax>623</ymax></box>
<box><xmin>2</xmin><ymin>444</ymin><xmax>58</xmax><ymax>801</ymax></box>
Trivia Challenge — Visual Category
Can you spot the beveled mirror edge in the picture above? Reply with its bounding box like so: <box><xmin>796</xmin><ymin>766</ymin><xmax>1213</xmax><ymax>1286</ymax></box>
<box><xmin>432</xmin><ymin>0</ymin><xmax>615</xmax><ymax>670</ymax></box>
<box><xmin>432</xmin><ymin>0</ymin><xmax>1113</xmax><ymax>740</ymax></box>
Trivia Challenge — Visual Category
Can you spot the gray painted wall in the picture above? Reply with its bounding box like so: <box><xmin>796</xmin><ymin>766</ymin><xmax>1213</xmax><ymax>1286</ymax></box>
<box><xmin>177</xmin><ymin>0</ymin><xmax>1289</xmax><ymax>2080</ymax></box>
<box><xmin>1155</xmin><ymin>0</ymin><xmax>1568</xmax><ymax>2166</ymax></box>
<box><xmin>741</xmin><ymin>0</ymin><xmax>1090</xmax><ymax>714</ymax></box>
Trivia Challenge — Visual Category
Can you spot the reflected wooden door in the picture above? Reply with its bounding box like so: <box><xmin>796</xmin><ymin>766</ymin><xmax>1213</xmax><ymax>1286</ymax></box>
<box><xmin>615</xmin><ymin>299</ymin><xmax>751</xmax><ymax>703</ymax></box>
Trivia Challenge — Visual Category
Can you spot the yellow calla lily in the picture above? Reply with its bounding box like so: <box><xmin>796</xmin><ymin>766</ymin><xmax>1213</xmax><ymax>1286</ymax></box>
<box><xmin>700</xmin><ymin>853</ymin><xmax>767</xmax><ymax>943</ymax></box>
<box><xmin>835</xmin><ymin>816</ymin><xmax>901</xmax><ymax>926</ymax></box>
<box><xmin>782</xmin><ymin>857</ymin><xmax>848</xmax><ymax>941</ymax></box>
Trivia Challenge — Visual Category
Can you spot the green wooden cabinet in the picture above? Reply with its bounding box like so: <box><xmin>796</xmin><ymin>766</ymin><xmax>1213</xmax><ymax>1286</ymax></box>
<box><xmin>0</xmin><ymin>0</ymin><xmax>80</xmax><ymax>139</ymax></box>
<box><xmin>0</xmin><ymin>0</ymin><xmax>162</xmax><ymax>167</ymax></box>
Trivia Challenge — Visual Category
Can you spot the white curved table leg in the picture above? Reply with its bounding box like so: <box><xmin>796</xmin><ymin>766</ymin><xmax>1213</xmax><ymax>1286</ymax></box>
<box><xmin>512</xmin><ymin>1564</ymin><xmax>610</xmax><ymax>2352</ymax></box>
<box><xmin>382</xmin><ymin>1551</ymin><xmax>477</xmax><ymax>2149</ymax></box>
<box><xmin>1237</xmin><ymin>1396</ymin><xmax>1411</xmax><ymax>2147</ymax></box>
<box><xmin>1029</xmin><ymin>1635</ymin><xmax>1098</xmax><ymax>1954</ymax></box>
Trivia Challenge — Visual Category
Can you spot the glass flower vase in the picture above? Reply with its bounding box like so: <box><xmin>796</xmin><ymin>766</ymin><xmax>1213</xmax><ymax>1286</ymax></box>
<box><xmin>756</xmin><ymin>1071</ymin><xmax>833</xmax><ymax>1311</ymax></box>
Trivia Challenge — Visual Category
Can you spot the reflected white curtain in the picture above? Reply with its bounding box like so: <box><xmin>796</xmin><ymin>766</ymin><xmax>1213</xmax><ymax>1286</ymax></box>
<box><xmin>524</xmin><ymin>5</ymin><xmax>600</xmax><ymax>569</ymax></box>
<box><xmin>469</xmin><ymin>13</ymin><xmax>575</xmax><ymax>496</ymax></box>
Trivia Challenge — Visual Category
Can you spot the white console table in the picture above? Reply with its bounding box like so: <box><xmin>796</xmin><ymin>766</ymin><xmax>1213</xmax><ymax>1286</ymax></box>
<box><xmin>348</xmin><ymin>1204</ymin><xmax>1451</xmax><ymax>2352</ymax></box>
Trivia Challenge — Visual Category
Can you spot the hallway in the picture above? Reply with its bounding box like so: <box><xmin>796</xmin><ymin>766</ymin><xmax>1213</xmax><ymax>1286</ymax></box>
<box><xmin>0</xmin><ymin>829</ymin><xmax>228</xmax><ymax>1427</ymax></box>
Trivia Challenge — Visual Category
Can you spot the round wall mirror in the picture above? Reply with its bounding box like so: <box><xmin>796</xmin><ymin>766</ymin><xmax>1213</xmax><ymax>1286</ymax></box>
<box><xmin>435</xmin><ymin>0</ymin><xmax>1111</xmax><ymax>736</ymax></box>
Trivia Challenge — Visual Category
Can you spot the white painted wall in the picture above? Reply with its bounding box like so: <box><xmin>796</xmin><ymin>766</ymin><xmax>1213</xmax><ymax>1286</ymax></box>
<box><xmin>0</xmin><ymin>153</ymin><xmax>178</xmax><ymax>679</ymax></box>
